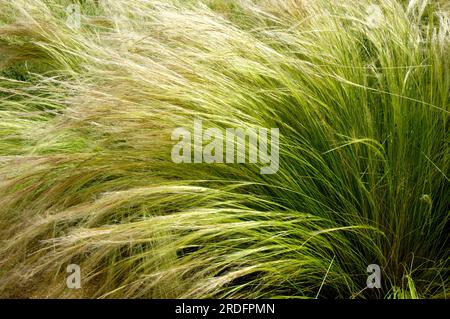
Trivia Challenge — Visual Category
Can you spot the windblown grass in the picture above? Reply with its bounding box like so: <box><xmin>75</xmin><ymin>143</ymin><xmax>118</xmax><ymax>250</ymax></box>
<box><xmin>0</xmin><ymin>0</ymin><xmax>448</xmax><ymax>298</ymax></box>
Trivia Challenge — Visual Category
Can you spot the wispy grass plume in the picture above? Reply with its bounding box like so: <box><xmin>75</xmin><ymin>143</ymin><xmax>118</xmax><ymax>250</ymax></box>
<box><xmin>0</xmin><ymin>0</ymin><xmax>448</xmax><ymax>298</ymax></box>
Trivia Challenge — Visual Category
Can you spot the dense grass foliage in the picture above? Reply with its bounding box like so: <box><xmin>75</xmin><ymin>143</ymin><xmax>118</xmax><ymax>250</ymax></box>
<box><xmin>0</xmin><ymin>0</ymin><xmax>448</xmax><ymax>298</ymax></box>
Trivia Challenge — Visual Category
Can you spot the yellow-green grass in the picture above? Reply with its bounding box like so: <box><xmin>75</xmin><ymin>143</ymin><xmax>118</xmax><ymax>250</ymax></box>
<box><xmin>0</xmin><ymin>0</ymin><xmax>448</xmax><ymax>298</ymax></box>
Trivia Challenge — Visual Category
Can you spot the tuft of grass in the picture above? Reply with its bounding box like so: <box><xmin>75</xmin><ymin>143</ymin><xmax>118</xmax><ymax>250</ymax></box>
<box><xmin>0</xmin><ymin>0</ymin><xmax>448</xmax><ymax>298</ymax></box>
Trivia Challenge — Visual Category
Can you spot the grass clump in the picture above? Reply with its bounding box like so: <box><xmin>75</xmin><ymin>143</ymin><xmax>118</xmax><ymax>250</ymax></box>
<box><xmin>0</xmin><ymin>0</ymin><xmax>448</xmax><ymax>298</ymax></box>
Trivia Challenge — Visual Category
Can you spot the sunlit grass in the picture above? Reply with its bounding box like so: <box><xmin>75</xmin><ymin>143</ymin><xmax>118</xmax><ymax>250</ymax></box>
<box><xmin>0</xmin><ymin>0</ymin><xmax>448</xmax><ymax>298</ymax></box>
